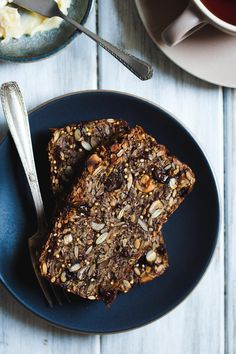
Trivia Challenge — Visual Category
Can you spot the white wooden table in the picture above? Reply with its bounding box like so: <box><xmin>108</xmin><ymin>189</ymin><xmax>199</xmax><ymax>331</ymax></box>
<box><xmin>0</xmin><ymin>1</ymin><xmax>234</xmax><ymax>353</ymax></box>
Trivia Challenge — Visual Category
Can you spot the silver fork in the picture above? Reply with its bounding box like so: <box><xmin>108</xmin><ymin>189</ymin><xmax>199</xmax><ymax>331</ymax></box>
<box><xmin>0</xmin><ymin>81</ymin><xmax>69</xmax><ymax>307</ymax></box>
<box><xmin>12</xmin><ymin>0</ymin><xmax>153</xmax><ymax>81</ymax></box>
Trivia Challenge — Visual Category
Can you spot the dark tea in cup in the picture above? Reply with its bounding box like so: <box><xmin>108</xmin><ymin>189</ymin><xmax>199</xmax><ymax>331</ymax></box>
<box><xmin>201</xmin><ymin>0</ymin><xmax>236</xmax><ymax>25</ymax></box>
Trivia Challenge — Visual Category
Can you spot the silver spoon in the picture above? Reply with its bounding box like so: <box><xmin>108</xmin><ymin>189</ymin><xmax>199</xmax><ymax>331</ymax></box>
<box><xmin>1</xmin><ymin>81</ymin><xmax>70</xmax><ymax>307</ymax></box>
<box><xmin>12</xmin><ymin>0</ymin><xmax>153</xmax><ymax>81</ymax></box>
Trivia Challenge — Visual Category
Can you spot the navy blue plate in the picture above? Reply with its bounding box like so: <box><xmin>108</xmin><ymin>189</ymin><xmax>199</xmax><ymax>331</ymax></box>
<box><xmin>0</xmin><ymin>91</ymin><xmax>220</xmax><ymax>333</ymax></box>
<box><xmin>0</xmin><ymin>0</ymin><xmax>93</xmax><ymax>62</ymax></box>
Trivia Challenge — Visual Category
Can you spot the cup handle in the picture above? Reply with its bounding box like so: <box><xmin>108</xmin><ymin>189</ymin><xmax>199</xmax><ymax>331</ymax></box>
<box><xmin>161</xmin><ymin>3</ymin><xmax>206</xmax><ymax>46</ymax></box>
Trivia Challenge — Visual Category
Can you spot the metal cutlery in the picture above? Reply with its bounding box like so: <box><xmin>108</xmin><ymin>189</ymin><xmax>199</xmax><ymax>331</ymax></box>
<box><xmin>1</xmin><ymin>81</ymin><xmax>69</xmax><ymax>307</ymax></box>
<box><xmin>13</xmin><ymin>0</ymin><xmax>153</xmax><ymax>81</ymax></box>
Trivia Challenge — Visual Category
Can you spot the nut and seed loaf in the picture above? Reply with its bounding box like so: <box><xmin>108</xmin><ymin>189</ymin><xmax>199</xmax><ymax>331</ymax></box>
<box><xmin>48</xmin><ymin>119</ymin><xmax>129</xmax><ymax>196</ymax></box>
<box><xmin>48</xmin><ymin>120</ymin><xmax>168</xmax><ymax>287</ymax></box>
<box><xmin>40</xmin><ymin>126</ymin><xmax>195</xmax><ymax>303</ymax></box>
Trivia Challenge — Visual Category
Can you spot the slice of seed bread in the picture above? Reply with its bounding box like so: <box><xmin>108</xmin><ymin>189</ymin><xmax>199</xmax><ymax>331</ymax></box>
<box><xmin>41</xmin><ymin>126</ymin><xmax>195</xmax><ymax>303</ymax></box>
<box><xmin>48</xmin><ymin>119</ymin><xmax>129</xmax><ymax>196</ymax></box>
<box><xmin>48</xmin><ymin>120</ymin><xmax>169</xmax><ymax>290</ymax></box>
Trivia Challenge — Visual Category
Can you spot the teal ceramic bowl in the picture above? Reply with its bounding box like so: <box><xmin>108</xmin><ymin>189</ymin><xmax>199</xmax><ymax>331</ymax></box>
<box><xmin>0</xmin><ymin>0</ymin><xmax>94</xmax><ymax>62</ymax></box>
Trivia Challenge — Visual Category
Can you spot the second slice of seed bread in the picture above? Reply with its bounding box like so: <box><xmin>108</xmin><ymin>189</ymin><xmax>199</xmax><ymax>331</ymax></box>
<box><xmin>48</xmin><ymin>119</ymin><xmax>129</xmax><ymax>196</ymax></box>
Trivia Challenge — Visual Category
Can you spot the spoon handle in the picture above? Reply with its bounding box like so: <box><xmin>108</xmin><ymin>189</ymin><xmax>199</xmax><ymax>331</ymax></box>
<box><xmin>60</xmin><ymin>12</ymin><xmax>153</xmax><ymax>81</ymax></box>
<box><xmin>1</xmin><ymin>82</ymin><xmax>46</xmax><ymax>230</ymax></box>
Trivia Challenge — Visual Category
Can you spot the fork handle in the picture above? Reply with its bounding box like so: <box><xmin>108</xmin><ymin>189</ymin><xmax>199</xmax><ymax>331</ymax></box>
<box><xmin>1</xmin><ymin>82</ymin><xmax>46</xmax><ymax>230</ymax></box>
<box><xmin>60</xmin><ymin>12</ymin><xmax>153</xmax><ymax>81</ymax></box>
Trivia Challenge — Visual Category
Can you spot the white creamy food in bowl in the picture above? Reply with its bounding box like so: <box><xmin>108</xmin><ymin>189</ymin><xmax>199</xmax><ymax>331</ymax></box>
<box><xmin>0</xmin><ymin>0</ymin><xmax>71</xmax><ymax>42</ymax></box>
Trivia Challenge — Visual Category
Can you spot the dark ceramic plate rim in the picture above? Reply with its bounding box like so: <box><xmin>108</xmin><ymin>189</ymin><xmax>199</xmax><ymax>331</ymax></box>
<box><xmin>0</xmin><ymin>0</ymin><xmax>94</xmax><ymax>63</ymax></box>
<box><xmin>0</xmin><ymin>90</ymin><xmax>221</xmax><ymax>334</ymax></box>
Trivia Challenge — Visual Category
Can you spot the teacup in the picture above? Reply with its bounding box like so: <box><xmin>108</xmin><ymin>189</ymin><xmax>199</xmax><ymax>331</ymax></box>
<box><xmin>162</xmin><ymin>0</ymin><xmax>236</xmax><ymax>46</ymax></box>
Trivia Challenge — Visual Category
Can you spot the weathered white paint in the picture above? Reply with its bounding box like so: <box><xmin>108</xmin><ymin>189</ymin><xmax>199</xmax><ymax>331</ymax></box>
<box><xmin>0</xmin><ymin>0</ymin><xmax>230</xmax><ymax>353</ymax></box>
<box><xmin>225</xmin><ymin>88</ymin><xmax>236</xmax><ymax>354</ymax></box>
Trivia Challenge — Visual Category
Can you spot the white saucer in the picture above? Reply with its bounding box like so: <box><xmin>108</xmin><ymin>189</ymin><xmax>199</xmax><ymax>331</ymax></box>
<box><xmin>135</xmin><ymin>0</ymin><xmax>236</xmax><ymax>88</ymax></box>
